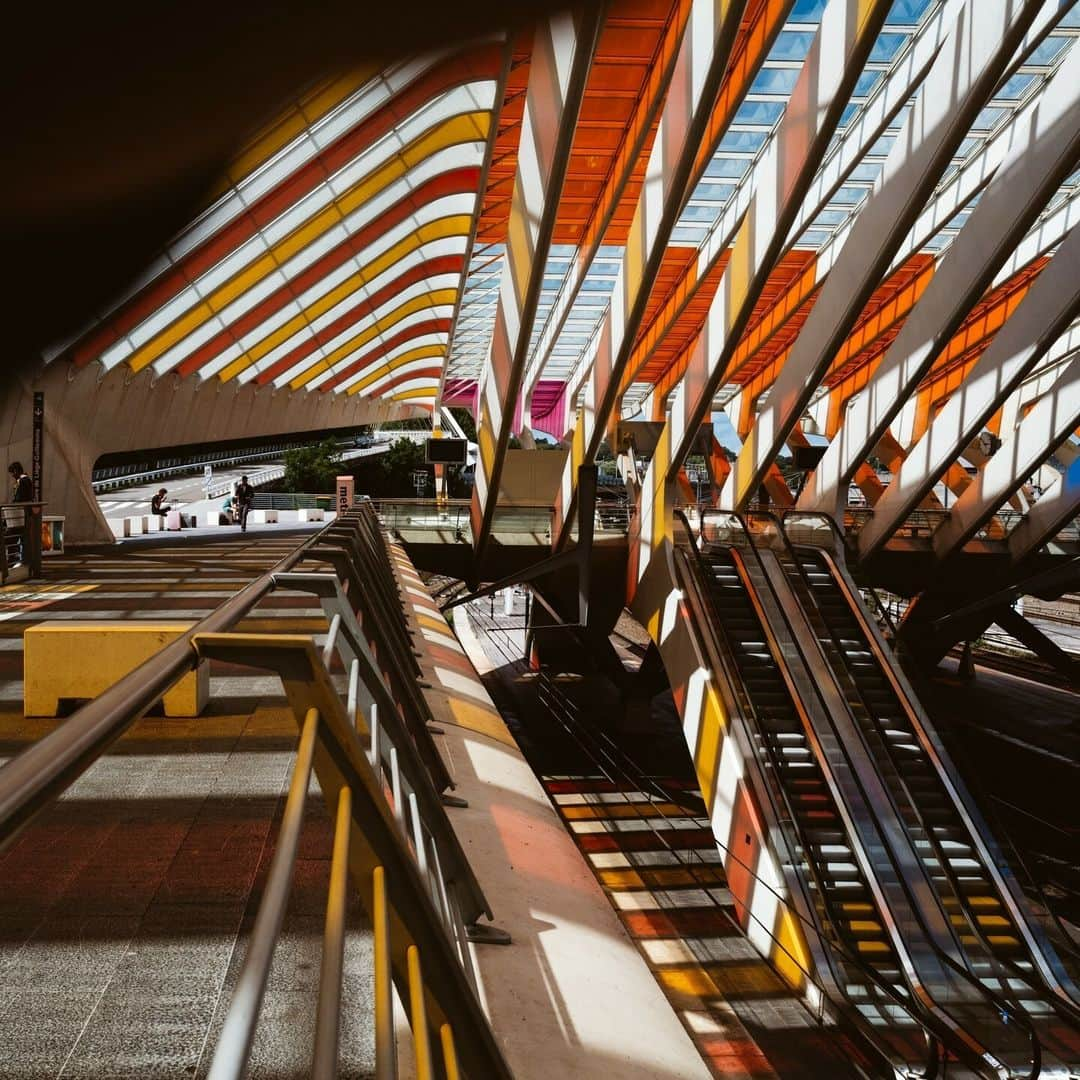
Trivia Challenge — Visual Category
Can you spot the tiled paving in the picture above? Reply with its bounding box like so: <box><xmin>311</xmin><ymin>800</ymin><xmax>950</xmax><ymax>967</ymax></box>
<box><xmin>0</xmin><ymin>534</ymin><xmax>375</xmax><ymax>1079</ymax></box>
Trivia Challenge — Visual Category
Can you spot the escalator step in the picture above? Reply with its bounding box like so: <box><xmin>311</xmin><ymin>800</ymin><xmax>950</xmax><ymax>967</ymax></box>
<box><xmin>856</xmin><ymin>940</ymin><xmax>891</xmax><ymax>955</ymax></box>
<box><xmin>847</xmin><ymin>920</ymin><xmax>884</xmax><ymax>936</ymax></box>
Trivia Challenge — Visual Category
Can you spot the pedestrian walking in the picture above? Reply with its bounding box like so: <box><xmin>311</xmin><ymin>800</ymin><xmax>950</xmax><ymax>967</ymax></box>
<box><xmin>235</xmin><ymin>475</ymin><xmax>255</xmax><ymax>532</ymax></box>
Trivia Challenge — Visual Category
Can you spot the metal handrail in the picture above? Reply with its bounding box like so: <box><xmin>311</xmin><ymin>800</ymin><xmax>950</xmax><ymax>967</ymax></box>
<box><xmin>0</xmin><ymin>517</ymin><xmax>330</xmax><ymax>849</ymax></box>
<box><xmin>758</xmin><ymin>512</ymin><xmax>1069</xmax><ymax>1030</ymax></box>
<box><xmin>690</xmin><ymin>509</ymin><xmax>1041</xmax><ymax>1079</ymax></box>
<box><xmin>191</xmin><ymin>633</ymin><xmax>513</xmax><ymax>1080</ymax></box>
<box><xmin>673</xmin><ymin>511</ymin><xmax>942</xmax><ymax>1078</ymax></box>
<box><xmin>730</xmin><ymin>511</ymin><xmax>1043</xmax><ymax>1077</ymax></box>
<box><xmin>0</xmin><ymin>510</ymin><xmax>512</xmax><ymax>1077</ymax></box>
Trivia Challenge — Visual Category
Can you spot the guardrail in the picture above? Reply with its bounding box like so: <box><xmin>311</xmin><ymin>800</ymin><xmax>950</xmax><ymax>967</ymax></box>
<box><xmin>92</xmin><ymin>446</ymin><xmax>297</xmax><ymax>493</ymax></box>
<box><xmin>0</xmin><ymin>501</ymin><xmax>44</xmax><ymax>584</ymax></box>
<box><xmin>0</xmin><ymin>506</ymin><xmax>513</xmax><ymax>1079</ymax></box>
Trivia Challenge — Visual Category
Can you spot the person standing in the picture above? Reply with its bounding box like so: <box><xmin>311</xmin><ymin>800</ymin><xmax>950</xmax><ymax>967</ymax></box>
<box><xmin>8</xmin><ymin>462</ymin><xmax>32</xmax><ymax>502</ymax></box>
<box><xmin>235</xmin><ymin>475</ymin><xmax>255</xmax><ymax>532</ymax></box>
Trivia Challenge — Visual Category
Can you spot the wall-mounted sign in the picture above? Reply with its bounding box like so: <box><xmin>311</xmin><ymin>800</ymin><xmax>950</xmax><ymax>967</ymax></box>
<box><xmin>336</xmin><ymin>475</ymin><xmax>355</xmax><ymax>516</ymax></box>
<box><xmin>31</xmin><ymin>391</ymin><xmax>44</xmax><ymax>501</ymax></box>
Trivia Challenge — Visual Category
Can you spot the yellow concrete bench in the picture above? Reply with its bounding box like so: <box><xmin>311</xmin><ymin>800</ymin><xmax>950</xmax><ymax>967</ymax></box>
<box><xmin>24</xmin><ymin>622</ymin><xmax>209</xmax><ymax>717</ymax></box>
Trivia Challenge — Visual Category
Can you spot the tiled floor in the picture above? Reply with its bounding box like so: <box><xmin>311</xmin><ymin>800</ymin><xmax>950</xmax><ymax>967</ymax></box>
<box><xmin>0</xmin><ymin>535</ymin><xmax>374</xmax><ymax>1079</ymax></box>
<box><xmin>463</xmin><ymin>597</ymin><xmax>866</xmax><ymax>1080</ymax></box>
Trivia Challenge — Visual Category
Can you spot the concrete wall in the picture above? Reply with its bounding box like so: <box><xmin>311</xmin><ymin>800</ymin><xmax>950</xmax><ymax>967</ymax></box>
<box><xmin>497</xmin><ymin>447</ymin><xmax>568</xmax><ymax>505</ymax></box>
<box><xmin>0</xmin><ymin>361</ymin><xmax>416</xmax><ymax>543</ymax></box>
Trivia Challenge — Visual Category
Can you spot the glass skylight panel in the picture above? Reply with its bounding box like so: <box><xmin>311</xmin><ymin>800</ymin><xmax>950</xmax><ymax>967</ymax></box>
<box><xmin>770</xmin><ymin>31</ymin><xmax>816</xmax><ymax>62</ymax></box>
<box><xmin>872</xmin><ymin>32</ymin><xmax>910</xmax><ymax>62</ymax></box>
<box><xmin>1025</xmin><ymin>34</ymin><xmax>1070</xmax><ymax>67</ymax></box>
<box><xmin>717</xmin><ymin>130</ymin><xmax>770</xmax><ymax>153</ymax></box>
<box><xmin>733</xmin><ymin>101</ymin><xmax>786</xmax><ymax>127</ymax></box>
<box><xmin>852</xmin><ymin>70</ymin><xmax>884</xmax><ymax>97</ymax></box>
<box><xmin>750</xmin><ymin>67</ymin><xmax>801</xmax><ymax>95</ymax></box>
<box><xmin>705</xmin><ymin>157</ymin><xmax>751</xmax><ymax>180</ymax></box>
<box><xmin>994</xmin><ymin>72</ymin><xmax>1036</xmax><ymax>99</ymax></box>
<box><xmin>885</xmin><ymin>0</ymin><xmax>932</xmax><ymax>24</ymax></box>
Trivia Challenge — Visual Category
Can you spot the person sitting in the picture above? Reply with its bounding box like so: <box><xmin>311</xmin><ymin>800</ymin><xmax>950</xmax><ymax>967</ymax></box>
<box><xmin>221</xmin><ymin>494</ymin><xmax>235</xmax><ymax>524</ymax></box>
<box><xmin>151</xmin><ymin>488</ymin><xmax>171</xmax><ymax>519</ymax></box>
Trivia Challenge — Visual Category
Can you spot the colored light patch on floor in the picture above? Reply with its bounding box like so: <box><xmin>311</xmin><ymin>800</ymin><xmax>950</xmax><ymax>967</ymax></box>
<box><xmin>541</xmin><ymin>776</ymin><xmax>789</xmax><ymax>1079</ymax></box>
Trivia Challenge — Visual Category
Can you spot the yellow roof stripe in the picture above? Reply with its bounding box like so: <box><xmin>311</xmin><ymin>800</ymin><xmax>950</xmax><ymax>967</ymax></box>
<box><xmin>209</xmin><ymin>67</ymin><xmax>381</xmax><ymax>199</ymax></box>
<box><xmin>387</xmin><ymin>386</ymin><xmax>438</xmax><ymax>403</ymax></box>
<box><xmin>345</xmin><ymin>344</ymin><xmax>446</xmax><ymax>395</ymax></box>
<box><xmin>216</xmin><ymin>215</ymin><xmax>472</xmax><ymax>382</ymax></box>
<box><xmin>289</xmin><ymin>288</ymin><xmax>457</xmax><ymax>390</ymax></box>
<box><xmin>128</xmin><ymin>111</ymin><xmax>489</xmax><ymax>374</ymax></box>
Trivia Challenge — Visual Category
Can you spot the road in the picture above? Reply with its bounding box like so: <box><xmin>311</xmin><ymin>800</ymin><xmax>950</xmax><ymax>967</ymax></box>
<box><xmin>96</xmin><ymin>445</ymin><xmax>389</xmax><ymax>522</ymax></box>
<box><xmin>97</xmin><ymin>464</ymin><xmax>263</xmax><ymax>518</ymax></box>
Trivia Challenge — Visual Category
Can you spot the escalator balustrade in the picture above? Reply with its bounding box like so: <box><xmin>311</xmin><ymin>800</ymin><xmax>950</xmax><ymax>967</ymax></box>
<box><xmin>781</xmin><ymin>543</ymin><xmax>1080</xmax><ymax>1071</ymax></box>
<box><xmin>697</xmin><ymin>547</ymin><xmax>929</xmax><ymax>1064</ymax></box>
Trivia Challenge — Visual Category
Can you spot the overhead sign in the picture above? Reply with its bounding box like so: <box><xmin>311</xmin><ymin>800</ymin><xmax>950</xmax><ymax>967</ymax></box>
<box><xmin>425</xmin><ymin>438</ymin><xmax>467</xmax><ymax>465</ymax></box>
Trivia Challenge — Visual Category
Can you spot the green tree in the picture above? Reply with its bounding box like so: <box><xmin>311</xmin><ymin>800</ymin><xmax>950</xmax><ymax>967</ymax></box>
<box><xmin>379</xmin><ymin>437</ymin><xmax>432</xmax><ymax>495</ymax></box>
<box><xmin>282</xmin><ymin>438</ymin><xmax>342</xmax><ymax>493</ymax></box>
<box><xmin>448</xmin><ymin>407</ymin><xmax>476</xmax><ymax>441</ymax></box>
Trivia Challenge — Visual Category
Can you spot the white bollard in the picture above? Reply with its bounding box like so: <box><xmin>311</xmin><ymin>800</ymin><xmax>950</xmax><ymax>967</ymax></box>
<box><xmin>502</xmin><ymin>588</ymin><xmax>515</xmax><ymax>617</ymax></box>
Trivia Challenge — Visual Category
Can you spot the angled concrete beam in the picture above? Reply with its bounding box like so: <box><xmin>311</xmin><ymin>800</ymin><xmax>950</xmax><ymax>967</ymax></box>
<box><xmin>621</xmin><ymin>0</ymin><xmax>955</xmax><ymax>397</ymax></box>
<box><xmin>932</xmin><ymin>351</ymin><xmax>1080</xmax><ymax>559</ymax></box>
<box><xmin>519</xmin><ymin>2</ymin><xmax>693</xmax><ymax>423</ymax></box>
<box><xmin>856</xmin><ymin>222</ymin><xmax>1080</xmax><ymax>559</ymax></box>
<box><xmin>996</xmin><ymin>324</ymin><xmax>1080</xmax><ymax>431</ymax></box>
<box><xmin>550</xmin><ymin>0</ymin><xmax>754</xmax><ymax>548</ymax></box>
<box><xmin>728</xmin><ymin>0</ymin><xmax>1047</xmax><ymax>512</ymax></box>
<box><xmin>1007</xmin><ymin>455</ymin><xmax>1080</xmax><ymax>562</ymax></box>
<box><xmin>470</xmin><ymin>9</ymin><xmax>602</xmax><ymax>559</ymax></box>
<box><xmin>803</xmin><ymin>38</ymin><xmax>1080</xmax><ymax>520</ymax></box>
<box><xmin>662</xmin><ymin>0</ymin><xmax>897</xmax><ymax>478</ymax></box>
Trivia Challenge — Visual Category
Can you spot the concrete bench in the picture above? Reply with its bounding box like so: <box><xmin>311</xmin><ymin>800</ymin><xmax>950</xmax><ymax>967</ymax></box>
<box><xmin>249</xmin><ymin>509</ymin><xmax>278</xmax><ymax>524</ymax></box>
<box><xmin>24</xmin><ymin>621</ymin><xmax>209</xmax><ymax>717</ymax></box>
<box><xmin>109</xmin><ymin>516</ymin><xmax>147</xmax><ymax>538</ymax></box>
<box><xmin>298</xmin><ymin>508</ymin><xmax>325</xmax><ymax>522</ymax></box>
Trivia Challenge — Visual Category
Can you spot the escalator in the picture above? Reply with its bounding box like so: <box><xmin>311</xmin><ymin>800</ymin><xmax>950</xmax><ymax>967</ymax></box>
<box><xmin>772</xmin><ymin>515</ymin><xmax>1080</xmax><ymax>1073</ymax></box>
<box><xmin>681</xmin><ymin>538</ymin><xmax>952</xmax><ymax>1076</ymax></box>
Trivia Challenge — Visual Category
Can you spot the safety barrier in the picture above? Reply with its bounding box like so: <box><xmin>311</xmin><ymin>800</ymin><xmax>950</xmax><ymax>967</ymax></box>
<box><xmin>0</xmin><ymin>506</ymin><xmax>513</xmax><ymax>1079</ymax></box>
<box><xmin>0</xmin><ymin>501</ymin><xmax>44</xmax><ymax>584</ymax></box>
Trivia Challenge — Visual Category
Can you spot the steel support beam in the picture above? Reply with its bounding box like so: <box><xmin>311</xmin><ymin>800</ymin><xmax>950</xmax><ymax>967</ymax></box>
<box><xmin>551</xmin><ymin>0</ymin><xmax>753</xmax><ymax>549</ymax></box>
<box><xmin>662</xmin><ymin>0</ymin><xmax>895</xmax><ymax>479</ymax></box>
<box><xmin>991</xmin><ymin>606</ymin><xmax>1080</xmax><ymax>683</ymax></box>
<box><xmin>623</xmin><ymin>0</ymin><xmax>954</xmax><ymax>399</ymax></box>
<box><xmin>519</xmin><ymin>1</ymin><xmax>693</xmax><ymax>424</ymax></box>
<box><xmin>932</xmin><ymin>351</ymin><xmax>1080</xmax><ymax>560</ymax></box>
<box><xmin>1007</xmin><ymin>456</ymin><xmax>1080</xmax><ymax>562</ymax></box>
<box><xmin>728</xmin><ymin>0</ymin><xmax>1046</xmax><ymax>512</ymax></box>
<box><xmin>470</xmin><ymin>9</ymin><xmax>603</xmax><ymax>560</ymax></box>
<box><xmin>856</xmin><ymin>224</ymin><xmax>1080</xmax><ymax>559</ymax></box>
<box><xmin>802</xmin><ymin>38</ymin><xmax>1080</xmax><ymax>520</ymax></box>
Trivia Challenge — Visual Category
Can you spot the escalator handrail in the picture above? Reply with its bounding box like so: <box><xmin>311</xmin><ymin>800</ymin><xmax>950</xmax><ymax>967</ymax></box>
<box><xmin>674</xmin><ymin>510</ymin><xmax>944</xmax><ymax>1078</ymax></box>
<box><xmin>777</xmin><ymin>510</ymin><xmax>1080</xmax><ymax>1027</ymax></box>
<box><xmin>696</xmin><ymin>509</ymin><xmax>1042</xmax><ymax>1080</ymax></box>
<box><xmin>756</xmin><ymin>513</ymin><xmax>1051</xmax><ymax>1004</ymax></box>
